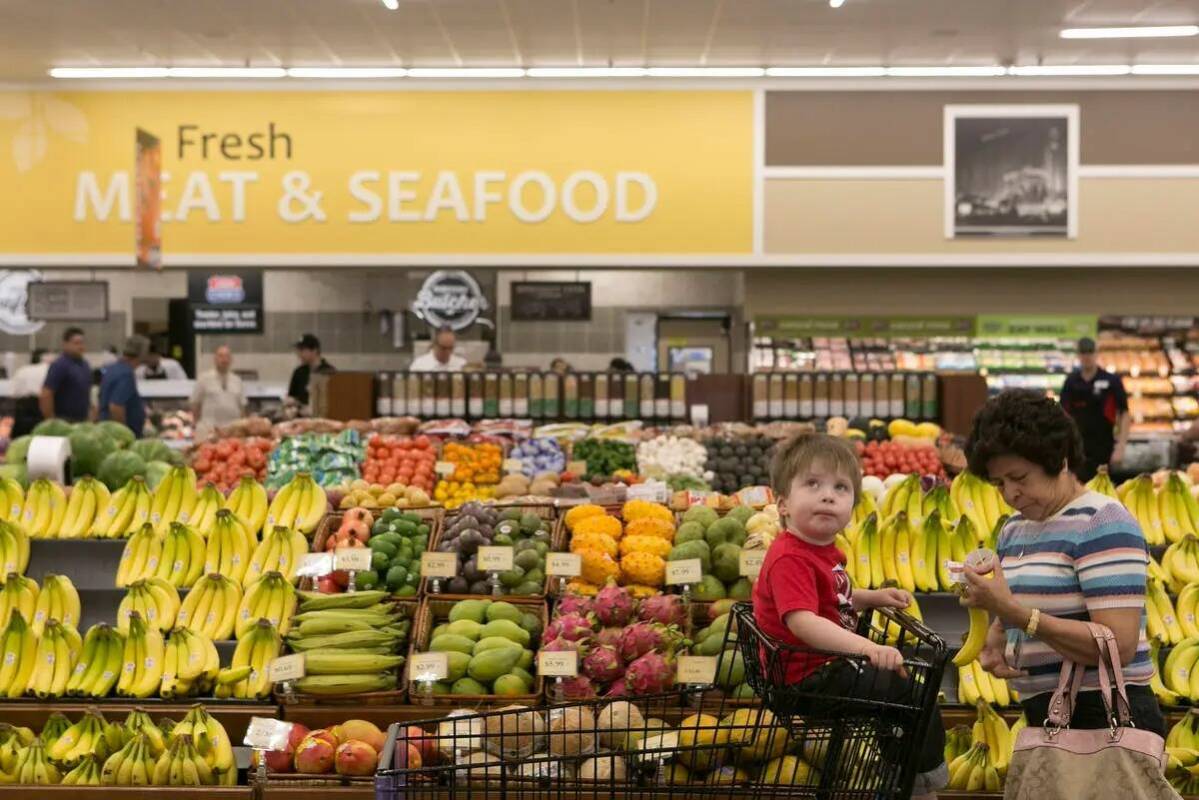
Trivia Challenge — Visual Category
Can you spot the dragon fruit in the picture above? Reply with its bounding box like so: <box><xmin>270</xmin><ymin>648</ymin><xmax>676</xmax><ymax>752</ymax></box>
<box><xmin>593</xmin><ymin>582</ymin><xmax>637</xmax><ymax>627</ymax></box>
<box><xmin>555</xmin><ymin>593</ymin><xmax>595</xmax><ymax>618</ymax></box>
<box><xmin>556</xmin><ymin>675</ymin><xmax>597</xmax><ymax>700</ymax></box>
<box><xmin>581</xmin><ymin>645</ymin><xmax>625</xmax><ymax>684</ymax></box>
<box><xmin>544</xmin><ymin>612</ymin><xmax>595</xmax><ymax>643</ymax></box>
<box><xmin>637</xmin><ymin>594</ymin><xmax>687</xmax><ymax>627</ymax></box>
<box><xmin>596</xmin><ymin>627</ymin><xmax>623</xmax><ymax>648</ymax></box>
<box><xmin>605</xmin><ymin>678</ymin><xmax>628</xmax><ymax>696</ymax></box>
<box><xmin>542</xmin><ymin>636</ymin><xmax>585</xmax><ymax>654</ymax></box>
<box><xmin>617</xmin><ymin>622</ymin><xmax>683</xmax><ymax>663</ymax></box>
<box><xmin>625</xmin><ymin>651</ymin><xmax>675</xmax><ymax>694</ymax></box>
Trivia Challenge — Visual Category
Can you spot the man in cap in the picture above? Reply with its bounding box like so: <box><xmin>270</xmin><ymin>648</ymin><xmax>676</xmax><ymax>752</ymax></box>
<box><xmin>99</xmin><ymin>335</ymin><xmax>149</xmax><ymax>437</ymax></box>
<box><xmin>1060</xmin><ymin>336</ymin><xmax>1129</xmax><ymax>480</ymax></box>
<box><xmin>287</xmin><ymin>334</ymin><xmax>334</xmax><ymax>407</ymax></box>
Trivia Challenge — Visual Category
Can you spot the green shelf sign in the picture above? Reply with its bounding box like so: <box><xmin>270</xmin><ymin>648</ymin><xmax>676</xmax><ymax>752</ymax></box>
<box><xmin>755</xmin><ymin>316</ymin><xmax>975</xmax><ymax>338</ymax></box>
<box><xmin>975</xmin><ymin>315</ymin><xmax>1097</xmax><ymax>340</ymax></box>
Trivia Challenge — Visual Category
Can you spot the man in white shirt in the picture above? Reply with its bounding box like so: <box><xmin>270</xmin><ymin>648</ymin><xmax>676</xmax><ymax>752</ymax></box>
<box><xmin>136</xmin><ymin>346</ymin><xmax>187</xmax><ymax>380</ymax></box>
<box><xmin>410</xmin><ymin>327</ymin><xmax>467</xmax><ymax>372</ymax></box>
<box><xmin>190</xmin><ymin>346</ymin><xmax>245</xmax><ymax>440</ymax></box>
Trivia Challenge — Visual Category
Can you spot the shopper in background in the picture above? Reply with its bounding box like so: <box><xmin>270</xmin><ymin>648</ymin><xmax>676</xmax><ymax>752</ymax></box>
<box><xmin>752</xmin><ymin>433</ymin><xmax>946</xmax><ymax>799</ymax></box>
<box><xmin>410</xmin><ymin>326</ymin><xmax>466</xmax><ymax>372</ymax></box>
<box><xmin>99</xmin><ymin>335</ymin><xmax>149</xmax><ymax>437</ymax></box>
<box><xmin>550</xmin><ymin>357</ymin><xmax>572</xmax><ymax>375</ymax></box>
<box><xmin>39</xmin><ymin>327</ymin><xmax>92</xmax><ymax>423</ymax></box>
<box><xmin>287</xmin><ymin>334</ymin><xmax>333</xmax><ymax>407</ymax></box>
<box><xmin>135</xmin><ymin>345</ymin><xmax>187</xmax><ymax>381</ymax></box>
<box><xmin>961</xmin><ymin>390</ymin><xmax>1161</xmax><ymax>749</ymax></box>
<box><xmin>191</xmin><ymin>345</ymin><xmax>245</xmax><ymax>441</ymax></box>
<box><xmin>1060</xmin><ymin>336</ymin><xmax>1130</xmax><ymax>481</ymax></box>
<box><xmin>608</xmin><ymin>357</ymin><xmax>635</xmax><ymax>372</ymax></box>
<box><xmin>12</xmin><ymin>349</ymin><xmax>51</xmax><ymax>436</ymax></box>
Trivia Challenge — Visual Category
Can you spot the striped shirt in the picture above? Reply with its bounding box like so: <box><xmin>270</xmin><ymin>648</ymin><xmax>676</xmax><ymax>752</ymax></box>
<box><xmin>1000</xmin><ymin>490</ymin><xmax>1151</xmax><ymax>697</ymax></box>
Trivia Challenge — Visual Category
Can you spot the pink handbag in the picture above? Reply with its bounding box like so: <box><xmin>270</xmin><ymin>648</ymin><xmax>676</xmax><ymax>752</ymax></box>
<box><xmin>1005</xmin><ymin>622</ymin><xmax>1179</xmax><ymax>800</ymax></box>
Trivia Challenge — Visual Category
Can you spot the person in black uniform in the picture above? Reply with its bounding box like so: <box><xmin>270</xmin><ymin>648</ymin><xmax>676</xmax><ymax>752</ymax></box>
<box><xmin>287</xmin><ymin>334</ymin><xmax>334</xmax><ymax>408</ymax></box>
<box><xmin>1059</xmin><ymin>337</ymin><xmax>1129</xmax><ymax>481</ymax></box>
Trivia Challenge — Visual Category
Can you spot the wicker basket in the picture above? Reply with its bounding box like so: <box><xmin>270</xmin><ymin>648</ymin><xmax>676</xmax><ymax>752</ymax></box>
<box><xmin>303</xmin><ymin>507</ymin><xmax>443</xmax><ymax>596</ymax></box>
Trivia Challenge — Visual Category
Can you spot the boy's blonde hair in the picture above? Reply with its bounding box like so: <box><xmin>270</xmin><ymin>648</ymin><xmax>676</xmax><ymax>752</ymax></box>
<box><xmin>770</xmin><ymin>433</ymin><xmax>862</xmax><ymax>503</ymax></box>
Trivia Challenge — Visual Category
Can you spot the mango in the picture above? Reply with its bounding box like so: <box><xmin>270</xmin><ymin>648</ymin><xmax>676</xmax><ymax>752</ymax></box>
<box><xmin>484</xmin><ymin>601</ymin><xmax>523</xmax><ymax>624</ymax></box>
<box><xmin>693</xmin><ymin>574</ymin><xmax>727</xmax><ymax>602</ymax></box>
<box><xmin>694</xmin><ymin>632</ymin><xmax>727</xmax><ymax>657</ymax></box>
<box><xmin>445</xmin><ymin>651</ymin><xmax>472</xmax><ymax>682</ymax></box>
<box><xmin>472</xmin><ymin>636</ymin><xmax>523</xmax><ymax>656</ymax></box>
<box><xmin>517</xmin><ymin>649</ymin><xmax>534</xmax><ymax>671</ymax></box>
<box><xmin>715</xmin><ymin>650</ymin><xmax>746</xmax><ymax>689</ymax></box>
<box><xmin>448</xmin><ymin>599</ymin><xmax>491</xmax><ymax>624</ymax></box>
<box><xmin>428</xmin><ymin>634</ymin><xmax>476</xmax><ymax>655</ymax></box>
<box><xmin>467</xmin><ymin>647</ymin><xmax>522</xmax><ymax>684</ymax></box>
<box><xmin>445</xmin><ymin>619</ymin><xmax>484</xmax><ymax>640</ymax></box>
<box><xmin>451</xmin><ymin>677</ymin><xmax>489</xmax><ymax>695</ymax></box>
<box><xmin>510</xmin><ymin>666</ymin><xmax>534</xmax><ymax>690</ymax></box>
<box><xmin>492</xmin><ymin>674</ymin><xmax>528</xmax><ymax>696</ymax></box>
<box><xmin>479</xmin><ymin>619</ymin><xmax>530</xmax><ymax>646</ymax></box>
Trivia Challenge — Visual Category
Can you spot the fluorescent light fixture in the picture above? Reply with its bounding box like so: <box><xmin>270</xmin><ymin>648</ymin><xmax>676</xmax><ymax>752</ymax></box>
<box><xmin>166</xmin><ymin>67</ymin><xmax>285</xmax><ymax>78</ymax></box>
<box><xmin>766</xmin><ymin>66</ymin><xmax>886</xmax><ymax>76</ymax></box>
<box><xmin>1061</xmin><ymin>25</ymin><xmax>1198</xmax><ymax>39</ymax></box>
<box><xmin>406</xmin><ymin>68</ymin><xmax>525</xmax><ymax>78</ymax></box>
<box><xmin>1131</xmin><ymin>63</ymin><xmax>1199</xmax><ymax>75</ymax></box>
<box><xmin>525</xmin><ymin>67</ymin><xmax>648</xmax><ymax>78</ymax></box>
<box><xmin>1008</xmin><ymin>64</ymin><xmax>1131</xmax><ymax>76</ymax></box>
<box><xmin>381</xmin><ymin>0</ymin><xmax>400</xmax><ymax>9</ymax></box>
<box><xmin>886</xmin><ymin>65</ymin><xmax>1007</xmax><ymax>77</ymax></box>
<box><xmin>50</xmin><ymin>67</ymin><xmax>169</xmax><ymax>79</ymax></box>
<box><xmin>286</xmin><ymin>67</ymin><xmax>407</xmax><ymax>78</ymax></box>
<box><xmin>645</xmin><ymin>67</ymin><xmax>765</xmax><ymax>77</ymax></box>
<box><xmin>829</xmin><ymin>0</ymin><xmax>846</xmax><ymax>7</ymax></box>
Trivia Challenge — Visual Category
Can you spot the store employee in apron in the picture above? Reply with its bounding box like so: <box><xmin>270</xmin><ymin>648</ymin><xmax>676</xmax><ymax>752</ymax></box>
<box><xmin>1060</xmin><ymin>337</ymin><xmax>1130</xmax><ymax>481</ymax></box>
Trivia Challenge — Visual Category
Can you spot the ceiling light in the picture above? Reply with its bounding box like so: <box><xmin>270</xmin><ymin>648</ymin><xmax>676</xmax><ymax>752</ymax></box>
<box><xmin>525</xmin><ymin>67</ymin><xmax>648</xmax><ymax>78</ymax></box>
<box><xmin>50</xmin><ymin>67</ymin><xmax>169</xmax><ymax>79</ymax></box>
<box><xmin>1060</xmin><ymin>25</ymin><xmax>1198</xmax><ymax>39</ymax></box>
<box><xmin>829</xmin><ymin>0</ymin><xmax>846</xmax><ymax>7</ymax></box>
<box><xmin>645</xmin><ymin>67</ymin><xmax>765</xmax><ymax>77</ymax></box>
<box><xmin>380</xmin><ymin>0</ymin><xmax>400</xmax><ymax>9</ymax></box>
<box><xmin>166</xmin><ymin>67</ymin><xmax>285</xmax><ymax>78</ymax></box>
<box><xmin>286</xmin><ymin>67</ymin><xmax>407</xmax><ymax>78</ymax></box>
<box><xmin>406</xmin><ymin>68</ymin><xmax>525</xmax><ymax>78</ymax></box>
<box><xmin>1008</xmin><ymin>64</ymin><xmax>1132</xmax><ymax>76</ymax></box>
<box><xmin>1131</xmin><ymin>64</ymin><xmax>1199</xmax><ymax>75</ymax></box>
<box><xmin>886</xmin><ymin>66</ymin><xmax>1007</xmax><ymax>77</ymax></box>
<box><xmin>766</xmin><ymin>66</ymin><xmax>886</xmax><ymax>76</ymax></box>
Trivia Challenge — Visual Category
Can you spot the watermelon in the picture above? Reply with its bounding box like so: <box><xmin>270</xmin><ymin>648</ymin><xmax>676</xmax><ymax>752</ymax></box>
<box><xmin>32</xmin><ymin>419</ymin><xmax>73</xmax><ymax>437</ymax></box>
<box><xmin>68</xmin><ymin>426</ymin><xmax>115</xmax><ymax>478</ymax></box>
<box><xmin>6</xmin><ymin>436</ymin><xmax>30</xmax><ymax>465</ymax></box>
<box><xmin>97</xmin><ymin>421</ymin><xmax>136</xmax><ymax>450</ymax></box>
<box><xmin>0</xmin><ymin>464</ymin><xmax>28</xmax><ymax>488</ymax></box>
<box><xmin>144</xmin><ymin>460</ymin><xmax>172</xmax><ymax>491</ymax></box>
<box><xmin>97</xmin><ymin>450</ymin><xmax>147</xmax><ymax>490</ymax></box>
<box><xmin>131</xmin><ymin>439</ymin><xmax>180</xmax><ymax>467</ymax></box>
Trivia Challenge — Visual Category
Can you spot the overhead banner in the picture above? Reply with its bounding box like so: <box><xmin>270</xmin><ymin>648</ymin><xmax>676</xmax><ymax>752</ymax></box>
<box><xmin>755</xmin><ymin>316</ymin><xmax>976</xmax><ymax>338</ymax></box>
<box><xmin>975</xmin><ymin>314</ymin><xmax>1097</xmax><ymax>339</ymax></box>
<box><xmin>0</xmin><ymin>91</ymin><xmax>754</xmax><ymax>259</ymax></box>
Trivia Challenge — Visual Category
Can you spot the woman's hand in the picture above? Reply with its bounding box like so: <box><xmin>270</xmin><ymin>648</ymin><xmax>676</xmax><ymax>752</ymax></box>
<box><xmin>960</xmin><ymin>561</ymin><xmax>1017</xmax><ymax>618</ymax></box>
<box><xmin>978</xmin><ymin>619</ymin><xmax>1027</xmax><ymax>680</ymax></box>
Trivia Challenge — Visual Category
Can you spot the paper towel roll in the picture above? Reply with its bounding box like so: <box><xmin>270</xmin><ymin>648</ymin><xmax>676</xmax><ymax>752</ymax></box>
<box><xmin>27</xmin><ymin>435</ymin><xmax>71</xmax><ymax>483</ymax></box>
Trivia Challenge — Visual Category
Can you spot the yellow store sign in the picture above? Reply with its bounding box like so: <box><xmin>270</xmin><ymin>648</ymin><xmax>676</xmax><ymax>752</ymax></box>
<box><xmin>0</xmin><ymin>90</ymin><xmax>753</xmax><ymax>260</ymax></box>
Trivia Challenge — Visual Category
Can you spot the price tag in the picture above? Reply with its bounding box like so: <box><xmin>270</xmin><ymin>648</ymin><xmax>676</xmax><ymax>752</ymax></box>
<box><xmin>434</xmin><ymin>461</ymin><xmax>456</xmax><ymax>477</ymax></box>
<box><xmin>243</xmin><ymin>717</ymin><xmax>294</xmax><ymax>751</ymax></box>
<box><xmin>545</xmin><ymin>552</ymin><xmax>582</xmax><ymax>577</ymax></box>
<box><xmin>268</xmin><ymin>654</ymin><xmax>306</xmax><ymax>683</ymax></box>
<box><xmin>627</xmin><ymin>482</ymin><xmax>668</xmax><ymax>503</ymax></box>
<box><xmin>567</xmin><ymin>460</ymin><xmax>588</xmax><ymax>476</ymax></box>
<box><xmin>420</xmin><ymin>552</ymin><xmax>458</xmax><ymax>579</ymax></box>
<box><xmin>736</xmin><ymin>486</ymin><xmax>773</xmax><ymax>508</ymax></box>
<box><xmin>538</xmin><ymin>650</ymin><xmax>579</xmax><ymax>677</ymax></box>
<box><xmin>334</xmin><ymin>547</ymin><xmax>372</xmax><ymax>572</ymax></box>
<box><xmin>690</xmin><ymin>404</ymin><xmax>710</xmax><ymax>427</ymax></box>
<box><xmin>739</xmin><ymin>550</ymin><xmax>765</xmax><ymax>578</ymax></box>
<box><xmin>410</xmin><ymin>652</ymin><xmax>448</xmax><ymax>682</ymax></box>
<box><xmin>676</xmin><ymin>655</ymin><xmax>718</xmax><ymax>685</ymax></box>
<box><xmin>665</xmin><ymin>559</ymin><xmax>702</xmax><ymax>585</ymax></box>
<box><xmin>478</xmin><ymin>546</ymin><xmax>514</xmax><ymax>571</ymax></box>
<box><xmin>296</xmin><ymin>553</ymin><xmax>334</xmax><ymax>578</ymax></box>
<box><xmin>503</xmin><ymin>458</ymin><xmax>524</xmax><ymax>474</ymax></box>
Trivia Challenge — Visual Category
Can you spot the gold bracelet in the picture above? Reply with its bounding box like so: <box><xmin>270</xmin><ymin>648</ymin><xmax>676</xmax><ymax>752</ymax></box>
<box><xmin>1025</xmin><ymin>608</ymin><xmax>1041</xmax><ymax>638</ymax></box>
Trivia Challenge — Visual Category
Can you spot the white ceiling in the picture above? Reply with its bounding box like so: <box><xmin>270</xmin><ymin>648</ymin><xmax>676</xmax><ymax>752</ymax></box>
<box><xmin>1</xmin><ymin>0</ymin><xmax>1197</xmax><ymax>80</ymax></box>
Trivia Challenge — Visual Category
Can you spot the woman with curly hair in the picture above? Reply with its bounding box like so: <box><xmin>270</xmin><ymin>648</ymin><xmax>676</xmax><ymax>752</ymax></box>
<box><xmin>958</xmin><ymin>390</ymin><xmax>1162</xmax><ymax>745</ymax></box>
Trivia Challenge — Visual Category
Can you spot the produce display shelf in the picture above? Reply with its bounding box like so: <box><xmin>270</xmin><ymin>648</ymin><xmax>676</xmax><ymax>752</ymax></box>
<box><xmin>280</xmin><ymin>703</ymin><xmax>435</xmax><ymax>730</ymax></box>
<box><xmin>0</xmin><ymin>700</ymin><xmax>276</xmax><ymax>741</ymax></box>
<box><xmin>0</xmin><ymin>788</ymin><xmax>250</xmax><ymax>799</ymax></box>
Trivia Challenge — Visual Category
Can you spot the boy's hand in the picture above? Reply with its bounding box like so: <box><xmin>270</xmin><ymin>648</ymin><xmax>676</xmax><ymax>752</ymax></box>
<box><xmin>863</xmin><ymin>642</ymin><xmax>908</xmax><ymax>678</ymax></box>
<box><xmin>873</xmin><ymin>587</ymin><xmax>912</xmax><ymax>610</ymax></box>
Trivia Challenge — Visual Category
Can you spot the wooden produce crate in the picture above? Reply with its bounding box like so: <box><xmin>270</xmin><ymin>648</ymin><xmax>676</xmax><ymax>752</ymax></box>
<box><xmin>306</xmin><ymin>508</ymin><xmax>441</xmax><ymax>597</ymax></box>
<box><xmin>0</xmin><ymin>788</ymin><xmax>250</xmax><ymax>799</ymax></box>
<box><xmin>405</xmin><ymin>596</ymin><xmax>546</xmax><ymax>707</ymax></box>
<box><xmin>0</xmin><ymin>700</ymin><xmax>274</xmax><ymax>744</ymax></box>
<box><xmin>420</xmin><ymin>504</ymin><xmax>560</xmax><ymax>601</ymax></box>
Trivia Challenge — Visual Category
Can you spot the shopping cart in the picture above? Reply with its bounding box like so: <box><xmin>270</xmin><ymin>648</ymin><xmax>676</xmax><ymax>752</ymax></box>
<box><xmin>373</xmin><ymin>601</ymin><xmax>947</xmax><ymax>800</ymax></box>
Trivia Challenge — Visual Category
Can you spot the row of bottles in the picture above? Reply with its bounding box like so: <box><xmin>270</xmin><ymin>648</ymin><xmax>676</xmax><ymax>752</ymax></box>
<box><xmin>374</xmin><ymin>371</ymin><xmax>689</xmax><ymax>421</ymax></box>
<box><xmin>751</xmin><ymin>372</ymin><xmax>939</xmax><ymax>421</ymax></box>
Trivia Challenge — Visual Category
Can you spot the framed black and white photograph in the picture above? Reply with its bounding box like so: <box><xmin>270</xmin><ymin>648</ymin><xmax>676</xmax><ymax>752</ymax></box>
<box><xmin>944</xmin><ymin>104</ymin><xmax>1079</xmax><ymax>239</ymax></box>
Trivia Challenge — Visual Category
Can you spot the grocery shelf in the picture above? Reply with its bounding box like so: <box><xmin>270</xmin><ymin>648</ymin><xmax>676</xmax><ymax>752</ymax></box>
<box><xmin>0</xmin><ymin>700</ymin><xmax>276</xmax><ymax>741</ymax></box>
<box><xmin>0</xmin><ymin>789</ymin><xmax>249</xmax><ymax>799</ymax></box>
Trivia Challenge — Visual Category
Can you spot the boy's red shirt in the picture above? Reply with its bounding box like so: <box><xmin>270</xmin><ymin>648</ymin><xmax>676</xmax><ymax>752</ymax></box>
<box><xmin>752</xmin><ymin>529</ymin><xmax>858</xmax><ymax>682</ymax></box>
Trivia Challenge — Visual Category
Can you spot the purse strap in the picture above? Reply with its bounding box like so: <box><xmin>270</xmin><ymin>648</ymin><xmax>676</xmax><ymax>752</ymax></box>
<box><xmin>1044</xmin><ymin>622</ymin><xmax>1131</xmax><ymax>729</ymax></box>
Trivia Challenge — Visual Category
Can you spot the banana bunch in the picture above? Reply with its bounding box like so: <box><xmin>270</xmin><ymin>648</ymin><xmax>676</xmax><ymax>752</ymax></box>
<box><xmin>220</xmin><ymin>619</ymin><xmax>281</xmax><ymax>700</ymax></box>
<box><xmin>1151</xmin><ymin>638</ymin><xmax>1184</xmax><ymax>707</ymax></box>
<box><xmin>0</xmin><ymin>724</ymin><xmax>34</xmax><ymax>774</ymax></box>
<box><xmin>31</xmin><ymin>574</ymin><xmax>80</xmax><ymax>635</ymax></box>
<box><xmin>1122</xmin><ymin>474</ymin><xmax>1165</xmax><ymax>546</ymax></box>
<box><xmin>873</xmin><ymin>590</ymin><xmax>922</xmax><ymax>646</ymax></box>
<box><xmin>846</xmin><ymin>512</ymin><xmax>883</xmax><ymax>589</ymax></box>
<box><xmin>117</xmin><ymin>578</ymin><xmax>180</xmax><ymax>634</ymax></box>
<box><xmin>19</xmin><ymin>478</ymin><xmax>67</xmax><ymax>538</ymax></box>
<box><xmin>47</xmin><ymin>709</ymin><xmax>116</xmax><ymax>768</ymax></box>
<box><xmin>1167</xmin><ymin>711</ymin><xmax>1199</xmax><ymax>750</ymax></box>
<box><xmin>40</xmin><ymin>712</ymin><xmax>71</xmax><ymax>746</ymax></box>
<box><xmin>851</xmin><ymin>491</ymin><xmax>878</xmax><ymax>529</ymax></box>
<box><xmin>9</xmin><ymin>740</ymin><xmax>60</xmax><ymax>785</ymax></box>
<box><xmin>66</xmin><ymin>623</ymin><xmax>125</xmax><ymax>698</ymax></box>
<box><xmin>1160</xmin><ymin>472</ymin><xmax>1199</xmax><ymax>544</ymax></box>
<box><xmin>1085</xmin><ymin>466</ymin><xmax>1119</xmax><ymax>499</ymax></box>
<box><xmin>236</xmin><ymin>572</ymin><xmax>296</xmax><ymax>637</ymax></box>
<box><xmin>950</xmin><ymin>471</ymin><xmax>1011</xmax><ymax>543</ymax></box>
<box><xmin>971</xmin><ymin>699</ymin><xmax>1012</xmax><ymax>774</ymax></box>
<box><xmin>243</xmin><ymin>525</ymin><xmax>307</xmax><ymax>587</ymax></box>
<box><xmin>947</xmin><ymin>741</ymin><xmax>1001</xmax><ymax>792</ymax></box>
<box><xmin>1163</xmin><ymin>535</ymin><xmax>1199</xmax><ymax>594</ymax></box>
<box><xmin>26</xmin><ymin>619</ymin><xmax>81</xmax><ymax>698</ymax></box>
<box><xmin>100</xmin><ymin>732</ymin><xmax>157</xmax><ymax>786</ymax></box>
<box><xmin>1163</xmin><ymin>636</ymin><xmax>1199</xmax><ymax>702</ymax></box>
<box><xmin>0</xmin><ymin>573</ymin><xmax>37</xmax><ymax>627</ymax></box>
<box><xmin>116</xmin><ymin>612</ymin><xmax>165</xmax><ymax>699</ymax></box>
<box><xmin>879</xmin><ymin>511</ymin><xmax>917</xmax><ymax>592</ymax></box>
<box><xmin>951</xmin><ymin>516</ymin><xmax>976</xmax><ymax>564</ymax></box>
<box><xmin>177</xmin><ymin>574</ymin><xmax>240</xmax><ymax>641</ymax></box>
<box><xmin>957</xmin><ymin>660</ymin><xmax>1012</xmax><ymax>706</ymax></box>
<box><xmin>56</xmin><ymin>476</ymin><xmax>111</xmax><ymax>539</ymax></box>
<box><xmin>921</xmin><ymin>484</ymin><xmax>959</xmax><ymax>526</ymax></box>
<box><xmin>1179</xmin><ymin>584</ymin><xmax>1199</xmax><ymax>640</ymax></box>
<box><xmin>152</xmin><ymin>733</ymin><xmax>215</xmax><ymax>786</ymax></box>
<box><xmin>93</xmin><ymin>477</ymin><xmax>153</xmax><ymax>539</ymax></box>
<box><xmin>880</xmin><ymin>474</ymin><xmax>925</xmax><ymax>529</ymax></box>
<box><xmin>1147</xmin><ymin>576</ymin><xmax>1185</xmax><ymax>645</ymax></box>
<box><xmin>120</xmin><ymin>709</ymin><xmax>166</xmax><ymax>756</ymax></box>
<box><xmin>0</xmin><ymin>477</ymin><xmax>24</xmax><ymax>523</ymax></box>
<box><xmin>225</xmin><ymin>475</ymin><xmax>268</xmax><ymax>536</ymax></box>
<box><xmin>1165</xmin><ymin>713</ymin><xmax>1199</xmax><ymax>793</ymax></box>
<box><xmin>0</xmin><ymin>610</ymin><xmax>35</xmax><ymax>698</ymax></box>
<box><xmin>154</xmin><ymin>523</ymin><xmax>206</xmax><ymax>589</ymax></box>
<box><xmin>172</xmin><ymin>704</ymin><xmax>237</xmax><ymax>785</ymax></box>
<box><xmin>203</xmin><ymin>510</ymin><xmax>255</xmax><ymax>585</ymax></box>
<box><xmin>149</xmin><ymin>466</ymin><xmax>199</xmax><ymax>534</ymax></box>
<box><xmin>187</xmin><ymin>484</ymin><xmax>226</xmax><ymax>538</ymax></box>
<box><xmin>116</xmin><ymin>523</ymin><xmax>162</xmax><ymax>587</ymax></box>
<box><xmin>160</xmin><ymin>628</ymin><xmax>220</xmax><ymax>699</ymax></box>
<box><xmin>60</xmin><ymin>753</ymin><xmax>103</xmax><ymax>785</ymax></box>
<box><xmin>913</xmin><ymin>510</ymin><xmax>955</xmax><ymax>591</ymax></box>
<box><xmin>943</xmin><ymin>724</ymin><xmax>973</xmax><ymax>765</ymax></box>
<box><xmin>954</xmin><ymin>599</ymin><xmax>992</xmax><ymax>668</ymax></box>
<box><xmin>0</xmin><ymin>520</ymin><xmax>28</xmax><ymax>575</ymax></box>
<box><xmin>265</xmin><ymin>472</ymin><xmax>327</xmax><ymax>536</ymax></box>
